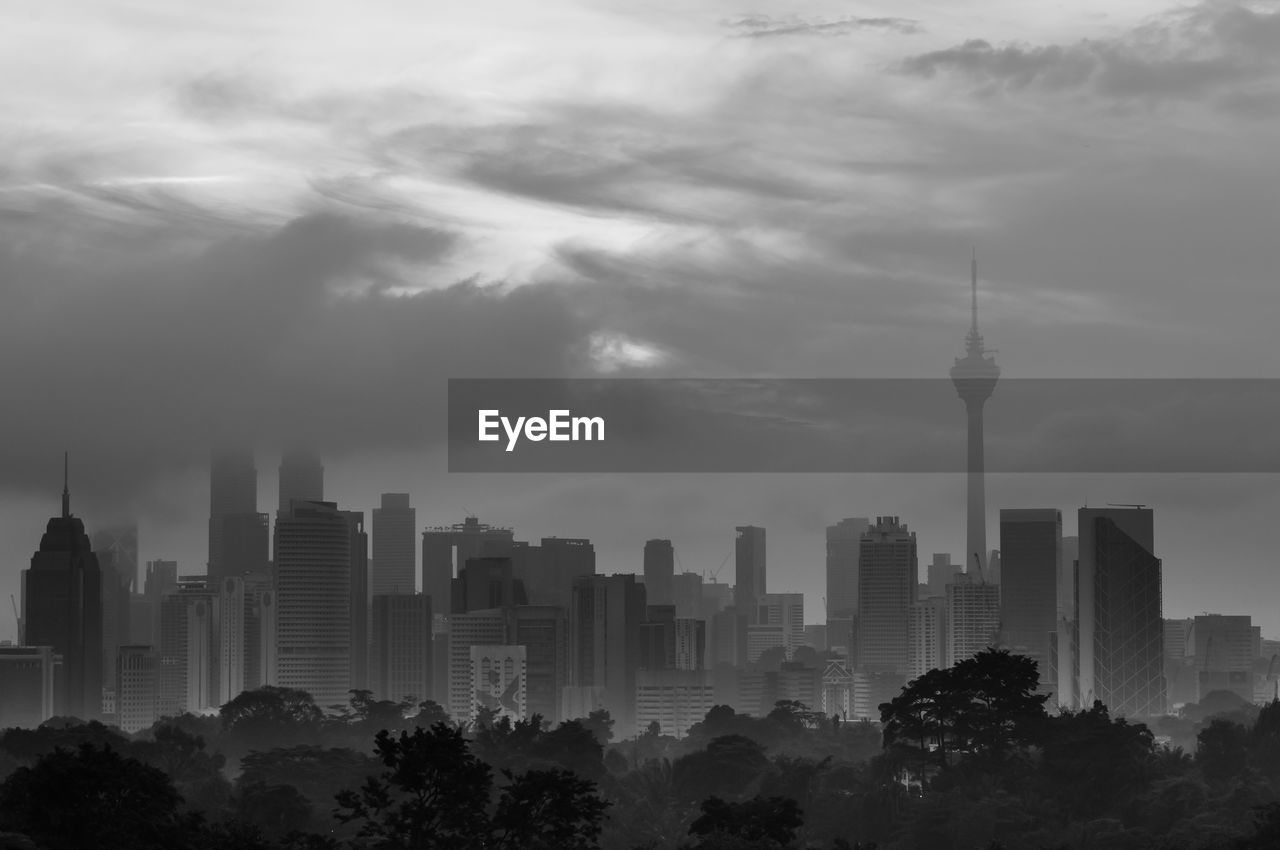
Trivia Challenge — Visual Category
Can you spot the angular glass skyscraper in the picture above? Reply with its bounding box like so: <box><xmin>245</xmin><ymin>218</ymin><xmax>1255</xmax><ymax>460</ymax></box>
<box><xmin>1075</xmin><ymin>507</ymin><xmax>1164</xmax><ymax>717</ymax></box>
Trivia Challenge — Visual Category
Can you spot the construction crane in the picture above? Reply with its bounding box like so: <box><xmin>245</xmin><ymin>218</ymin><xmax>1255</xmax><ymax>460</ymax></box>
<box><xmin>1106</xmin><ymin>503</ymin><xmax>1148</xmax><ymax>509</ymax></box>
<box><xmin>706</xmin><ymin>549</ymin><xmax>732</xmax><ymax>584</ymax></box>
<box><xmin>10</xmin><ymin>594</ymin><xmax>21</xmax><ymax>645</ymax></box>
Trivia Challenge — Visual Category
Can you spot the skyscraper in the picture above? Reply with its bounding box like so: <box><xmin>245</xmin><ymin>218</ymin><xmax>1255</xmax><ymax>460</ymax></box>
<box><xmin>509</xmin><ymin>605</ymin><xmax>569</xmax><ymax>723</ymax></box>
<box><xmin>643</xmin><ymin>539</ymin><xmax>675</xmax><ymax>607</ymax></box>
<box><xmin>569</xmin><ymin>574</ymin><xmax>647</xmax><ymax>737</ymax></box>
<box><xmin>826</xmin><ymin>518</ymin><xmax>869</xmax><ymax>620</ymax></box>
<box><xmin>157</xmin><ymin>577</ymin><xmax>216</xmax><ymax>716</ymax></box>
<box><xmin>115</xmin><ymin>645</ymin><xmax>159</xmax><ymax>734</ymax></box>
<box><xmin>855</xmin><ymin>516</ymin><xmax>917</xmax><ymax>676</ymax></box>
<box><xmin>926</xmin><ymin>553</ymin><xmax>961</xmax><ymax>599</ymax></box>
<box><xmin>734</xmin><ymin>526</ymin><xmax>766</xmax><ymax>620</ymax></box>
<box><xmin>950</xmin><ymin>252</ymin><xmax>999</xmax><ymax>577</ymax></box>
<box><xmin>445</xmin><ymin>609</ymin><xmax>508</xmax><ymax>721</ymax></box>
<box><xmin>92</xmin><ymin>523</ymin><xmax>136</xmax><ymax>690</ymax></box>
<box><xmin>371</xmin><ymin>593</ymin><xmax>432</xmax><ymax>705</ymax></box>
<box><xmin>946</xmin><ymin>573</ymin><xmax>1001</xmax><ymax>666</ymax></box>
<box><xmin>214</xmin><ymin>513</ymin><xmax>270</xmax><ymax>581</ymax></box>
<box><xmin>470</xmin><ymin>645</ymin><xmax>527</xmax><ymax>721</ymax></box>
<box><xmin>277</xmin><ymin>448</ymin><xmax>324</xmax><ymax>515</ymax></box>
<box><xmin>1000</xmin><ymin>509</ymin><xmax>1061</xmax><ymax>691</ymax></box>
<box><xmin>273</xmin><ymin>501</ymin><xmax>352</xmax><ymax>708</ymax></box>
<box><xmin>1188</xmin><ymin>614</ymin><xmax>1254</xmax><ymax>703</ymax></box>
<box><xmin>422</xmin><ymin>518</ymin><xmax>515</xmax><ymax>618</ymax></box>
<box><xmin>372</xmin><ymin>493</ymin><xmax>416</xmax><ymax>596</ymax></box>
<box><xmin>455</xmin><ymin>556</ymin><xmax>527</xmax><ymax>613</ymax></box>
<box><xmin>908</xmin><ymin>596</ymin><xmax>947</xmax><ymax>678</ymax></box>
<box><xmin>758</xmin><ymin>593</ymin><xmax>805</xmax><ymax>659</ymax></box>
<box><xmin>0</xmin><ymin>647</ymin><xmax>57</xmax><ymax>728</ymax></box>
<box><xmin>1075</xmin><ymin>507</ymin><xmax>1164</xmax><ymax>717</ymax></box>
<box><xmin>343</xmin><ymin>510</ymin><xmax>370</xmax><ymax>691</ymax></box>
<box><xmin>209</xmin><ymin>449</ymin><xmax>264</xmax><ymax>580</ymax></box>
<box><xmin>23</xmin><ymin>461</ymin><xmax>104</xmax><ymax>719</ymax></box>
<box><xmin>511</xmin><ymin>537</ymin><xmax>596</xmax><ymax>611</ymax></box>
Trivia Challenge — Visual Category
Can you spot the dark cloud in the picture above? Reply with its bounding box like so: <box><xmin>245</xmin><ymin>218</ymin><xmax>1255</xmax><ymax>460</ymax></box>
<box><xmin>0</xmin><ymin>211</ymin><xmax>590</xmax><ymax>516</ymax></box>
<box><xmin>900</xmin><ymin>3</ymin><xmax>1280</xmax><ymax>103</ymax></box>
<box><xmin>725</xmin><ymin>14</ymin><xmax>922</xmax><ymax>38</ymax></box>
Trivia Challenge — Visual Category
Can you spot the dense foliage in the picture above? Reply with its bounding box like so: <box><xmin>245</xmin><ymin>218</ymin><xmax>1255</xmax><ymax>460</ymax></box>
<box><xmin>4</xmin><ymin>653</ymin><xmax>1280</xmax><ymax>849</ymax></box>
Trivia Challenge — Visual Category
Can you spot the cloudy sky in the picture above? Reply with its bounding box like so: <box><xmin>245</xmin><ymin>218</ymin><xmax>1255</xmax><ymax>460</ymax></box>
<box><xmin>4</xmin><ymin>0</ymin><xmax>1280</xmax><ymax>639</ymax></box>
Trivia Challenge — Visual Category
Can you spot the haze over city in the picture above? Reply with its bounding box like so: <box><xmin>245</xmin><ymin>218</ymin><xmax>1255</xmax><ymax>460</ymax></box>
<box><xmin>5</xmin><ymin>0</ymin><xmax>1280</xmax><ymax>637</ymax></box>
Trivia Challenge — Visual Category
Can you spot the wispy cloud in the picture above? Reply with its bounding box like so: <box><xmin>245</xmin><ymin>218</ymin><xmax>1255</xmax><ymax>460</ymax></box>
<box><xmin>725</xmin><ymin>14</ymin><xmax>922</xmax><ymax>38</ymax></box>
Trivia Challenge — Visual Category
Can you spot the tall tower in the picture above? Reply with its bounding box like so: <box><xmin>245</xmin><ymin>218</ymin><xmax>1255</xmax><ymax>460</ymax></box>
<box><xmin>733</xmin><ymin>526</ymin><xmax>766</xmax><ymax>620</ymax></box>
<box><xmin>278</xmin><ymin>448</ymin><xmax>324</xmax><ymax>515</ymax></box>
<box><xmin>643</xmin><ymin>539</ymin><xmax>675</xmax><ymax>607</ymax></box>
<box><xmin>24</xmin><ymin>455</ymin><xmax>104</xmax><ymax>719</ymax></box>
<box><xmin>950</xmin><ymin>251</ymin><xmax>999</xmax><ymax>576</ymax></box>
<box><xmin>372</xmin><ymin>494</ymin><xmax>417</xmax><ymax>596</ymax></box>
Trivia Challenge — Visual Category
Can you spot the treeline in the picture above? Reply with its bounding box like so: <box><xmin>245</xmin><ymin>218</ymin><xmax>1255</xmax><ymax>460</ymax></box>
<box><xmin>3</xmin><ymin>653</ymin><xmax>1280</xmax><ymax>849</ymax></box>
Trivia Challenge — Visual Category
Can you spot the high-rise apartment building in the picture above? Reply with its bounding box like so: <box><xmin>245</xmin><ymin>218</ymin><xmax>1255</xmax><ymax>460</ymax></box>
<box><xmin>946</xmin><ymin>573</ymin><xmax>1000</xmax><ymax>666</ymax></box>
<box><xmin>446</xmin><ymin>609</ymin><xmax>508</xmax><ymax>721</ymax></box>
<box><xmin>758</xmin><ymin>593</ymin><xmax>805</xmax><ymax>659</ymax></box>
<box><xmin>470</xmin><ymin>645</ymin><xmax>527</xmax><ymax>721</ymax></box>
<box><xmin>908</xmin><ymin>596</ymin><xmax>947</xmax><ymax>678</ymax></box>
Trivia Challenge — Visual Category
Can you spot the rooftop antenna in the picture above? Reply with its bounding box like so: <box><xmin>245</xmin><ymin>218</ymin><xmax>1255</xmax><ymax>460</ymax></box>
<box><xmin>971</xmin><ymin>247</ymin><xmax>979</xmax><ymax>338</ymax></box>
<box><xmin>61</xmin><ymin>452</ymin><xmax>70</xmax><ymax>519</ymax></box>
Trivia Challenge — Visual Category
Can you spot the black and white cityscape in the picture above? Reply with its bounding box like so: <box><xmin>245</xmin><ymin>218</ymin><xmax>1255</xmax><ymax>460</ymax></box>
<box><xmin>5</xmin><ymin>2</ymin><xmax>1280</xmax><ymax>849</ymax></box>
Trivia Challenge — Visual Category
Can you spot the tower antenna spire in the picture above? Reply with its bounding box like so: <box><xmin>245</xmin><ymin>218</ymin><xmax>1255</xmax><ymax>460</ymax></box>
<box><xmin>61</xmin><ymin>451</ymin><xmax>70</xmax><ymax>519</ymax></box>
<box><xmin>971</xmin><ymin>247</ymin><xmax>979</xmax><ymax>335</ymax></box>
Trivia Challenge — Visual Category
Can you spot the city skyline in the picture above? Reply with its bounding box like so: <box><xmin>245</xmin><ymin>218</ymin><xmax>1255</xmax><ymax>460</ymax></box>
<box><xmin>6</xmin><ymin>0</ymin><xmax>1280</xmax><ymax>638</ymax></box>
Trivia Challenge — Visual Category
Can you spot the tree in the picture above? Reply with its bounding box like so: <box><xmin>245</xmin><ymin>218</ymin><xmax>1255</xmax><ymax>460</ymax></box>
<box><xmin>234</xmin><ymin>781</ymin><xmax>314</xmax><ymax>838</ymax></box>
<box><xmin>879</xmin><ymin>649</ymin><xmax>1048</xmax><ymax>775</ymax></box>
<box><xmin>407</xmin><ymin>700</ymin><xmax>449</xmax><ymax>729</ymax></box>
<box><xmin>219</xmin><ymin>687</ymin><xmax>324</xmax><ymax>755</ymax></box>
<box><xmin>1037</xmin><ymin>701</ymin><xmax>1155</xmax><ymax>821</ymax></box>
<box><xmin>490</xmin><ymin>768</ymin><xmax>610</xmax><ymax>850</ymax></box>
<box><xmin>688</xmin><ymin>796</ymin><xmax>803</xmax><ymax>848</ymax></box>
<box><xmin>335</xmin><ymin>724</ymin><xmax>492</xmax><ymax>849</ymax></box>
<box><xmin>538</xmin><ymin>719</ymin><xmax>605</xmax><ymax>779</ymax></box>
<box><xmin>673</xmin><ymin>735</ymin><xmax>770</xmax><ymax>802</ymax></box>
<box><xmin>0</xmin><ymin>743</ymin><xmax>193</xmax><ymax>849</ymax></box>
<box><xmin>581</xmin><ymin>709</ymin><xmax>615</xmax><ymax>745</ymax></box>
<box><xmin>1196</xmin><ymin>718</ymin><xmax>1250</xmax><ymax>785</ymax></box>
